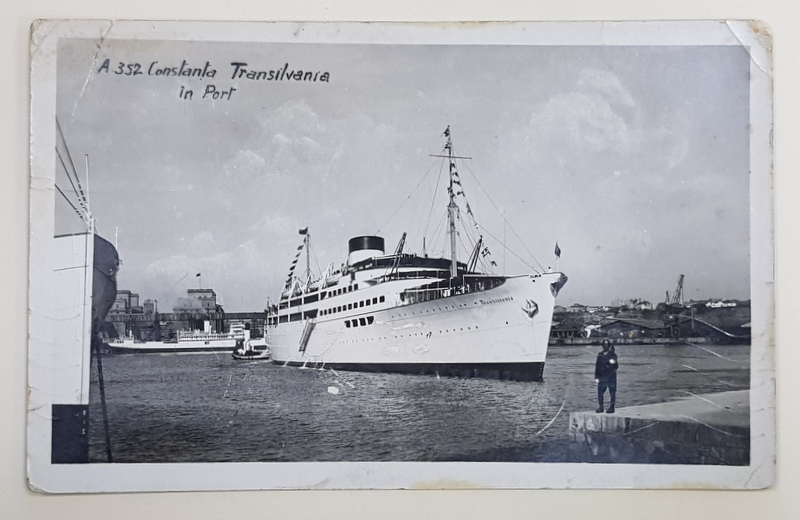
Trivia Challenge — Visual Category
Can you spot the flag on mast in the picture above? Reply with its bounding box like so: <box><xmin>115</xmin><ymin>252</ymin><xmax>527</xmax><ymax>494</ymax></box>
<box><xmin>299</xmin><ymin>227</ymin><xmax>308</xmax><ymax>235</ymax></box>
<box><xmin>554</xmin><ymin>242</ymin><xmax>561</xmax><ymax>259</ymax></box>
<box><xmin>195</xmin><ymin>273</ymin><xmax>201</xmax><ymax>277</ymax></box>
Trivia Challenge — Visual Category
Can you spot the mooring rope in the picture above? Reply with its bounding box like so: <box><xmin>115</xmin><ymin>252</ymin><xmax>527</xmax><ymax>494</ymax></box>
<box><xmin>92</xmin><ymin>337</ymin><xmax>114</xmax><ymax>463</ymax></box>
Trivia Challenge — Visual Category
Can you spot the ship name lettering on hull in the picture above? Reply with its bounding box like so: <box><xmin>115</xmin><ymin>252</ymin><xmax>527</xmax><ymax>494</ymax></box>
<box><xmin>478</xmin><ymin>296</ymin><xmax>514</xmax><ymax>306</ymax></box>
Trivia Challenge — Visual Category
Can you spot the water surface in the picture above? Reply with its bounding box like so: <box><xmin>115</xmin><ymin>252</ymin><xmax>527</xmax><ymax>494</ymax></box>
<box><xmin>89</xmin><ymin>343</ymin><xmax>750</xmax><ymax>463</ymax></box>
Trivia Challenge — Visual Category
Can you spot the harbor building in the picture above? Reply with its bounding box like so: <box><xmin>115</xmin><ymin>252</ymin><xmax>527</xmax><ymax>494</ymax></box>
<box><xmin>103</xmin><ymin>287</ymin><xmax>267</xmax><ymax>342</ymax></box>
<box><xmin>110</xmin><ymin>290</ymin><xmax>142</xmax><ymax>314</ymax></box>
<box><xmin>185</xmin><ymin>288</ymin><xmax>218</xmax><ymax>313</ymax></box>
<box><xmin>107</xmin><ymin>290</ymin><xmax>144</xmax><ymax>337</ymax></box>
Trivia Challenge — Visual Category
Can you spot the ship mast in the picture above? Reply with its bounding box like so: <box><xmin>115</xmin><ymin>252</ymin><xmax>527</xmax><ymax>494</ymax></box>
<box><xmin>431</xmin><ymin>126</ymin><xmax>471</xmax><ymax>279</ymax></box>
<box><xmin>444</xmin><ymin>132</ymin><xmax>457</xmax><ymax>279</ymax></box>
<box><xmin>305</xmin><ymin>230</ymin><xmax>311</xmax><ymax>282</ymax></box>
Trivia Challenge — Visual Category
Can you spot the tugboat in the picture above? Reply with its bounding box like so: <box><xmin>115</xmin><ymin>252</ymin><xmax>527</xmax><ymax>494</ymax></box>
<box><xmin>232</xmin><ymin>331</ymin><xmax>271</xmax><ymax>361</ymax></box>
<box><xmin>266</xmin><ymin>127</ymin><xmax>567</xmax><ymax>381</ymax></box>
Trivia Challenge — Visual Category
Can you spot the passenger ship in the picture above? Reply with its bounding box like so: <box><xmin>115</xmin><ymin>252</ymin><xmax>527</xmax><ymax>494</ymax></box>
<box><xmin>106</xmin><ymin>322</ymin><xmax>247</xmax><ymax>354</ymax></box>
<box><xmin>266</xmin><ymin>129</ymin><xmax>567</xmax><ymax>381</ymax></box>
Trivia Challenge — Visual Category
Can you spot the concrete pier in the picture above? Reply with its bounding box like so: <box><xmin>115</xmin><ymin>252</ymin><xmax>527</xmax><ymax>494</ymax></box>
<box><xmin>568</xmin><ymin>390</ymin><xmax>749</xmax><ymax>465</ymax></box>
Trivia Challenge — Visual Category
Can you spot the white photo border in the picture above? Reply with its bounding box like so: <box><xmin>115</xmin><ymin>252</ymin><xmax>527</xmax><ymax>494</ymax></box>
<box><xmin>28</xmin><ymin>19</ymin><xmax>774</xmax><ymax>492</ymax></box>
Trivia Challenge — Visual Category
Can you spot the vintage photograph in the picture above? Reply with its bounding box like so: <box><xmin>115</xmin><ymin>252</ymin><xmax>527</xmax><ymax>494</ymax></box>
<box><xmin>28</xmin><ymin>21</ymin><xmax>774</xmax><ymax>491</ymax></box>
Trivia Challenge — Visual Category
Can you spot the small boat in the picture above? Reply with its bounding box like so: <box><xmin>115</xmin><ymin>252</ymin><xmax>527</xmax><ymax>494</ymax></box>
<box><xmin>232</xmin><ymin>338</ymin><xmax>271</xmax><ymax>360</ymax></box>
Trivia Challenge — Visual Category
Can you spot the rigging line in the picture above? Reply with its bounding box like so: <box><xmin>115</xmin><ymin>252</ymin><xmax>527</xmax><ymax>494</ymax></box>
<box><xmin>456</xmin><ymin>147</ymin><xmax>544</xmax><ymax>272</ymax></box>
<box><xmin>56</xmin><ymin>119</ymin><xmax>88</xmax><ymax>206</ymax></box>
<box><xmin>374</xmin><ymin>161</ymin><xmax>438</xmax><ymax>235</ymax></box>
<box><xmin>457</xmin><ymin>222</ymin><xmax>475</xmax><ymax>265</ymax></box>
<box><xmin>55</xmin><ymin>147</ymin><xmax>88</xmax><ymax>213</ymax></box>
<box><xmin>308</xmin><ymin>240</ymin><xmax>322</xmax><ymax>279</ymax></box>
<box><xmin>453</xmin><ymin>145</ymin><xmax>546</xmax><ymax>272</ymax></box>
<box><xmin>161</xmin><ymin>272</ymin><xmax>190</xmax><ymax>302</ymax></box>
<box><xmin>55</xmin><ymin>184</ymin><xmax>87</xmax><ymax>223</ymax></box>
<box><xmin>457</xmin><ymin>213</ymin><xmax>477</xmax><ymax>255</ymax></box>
<box><xmin>458</xmin><ymin>217</ymin><xmax>490</xmax><ymax>272</ymax></box>
<box><xmin>463</xmin><ymin>221</ymin><xmax>491</xmax><ymax>273</ymax></box>
<box><xmin>56</xmin><ymin>120</ymin><xmax>87</xmax><ymax>207</ymax></box>
<box><xmin>460</xmin><ymin>205</ymin><xmax>481</xmax><ymax>245</ymax></box>
<box><xmin>475</xmin><ymin>220</ymin><xmax>540</xmax><ymax>274</ymax></box>
<box><xmin>427</xmin><ymin>210</ymin><xmax>448</xmax><ymax>256</ymax></box>
<box><xmin>91</xmin><ymin>338</ymin><xmax>114</xmax><ymax>463</ymax></box>
<box><xmin>423</xmin><ymin>159</ymin><xmax>446</xmax><ymax>242</ymax></box>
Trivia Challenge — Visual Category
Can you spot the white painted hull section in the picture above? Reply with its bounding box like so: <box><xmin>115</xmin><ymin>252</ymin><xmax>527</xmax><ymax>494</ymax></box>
<box><xmin>268</xmin><ymin>273</ymin><xmax>561</xmax><ymax>369</ymax></box>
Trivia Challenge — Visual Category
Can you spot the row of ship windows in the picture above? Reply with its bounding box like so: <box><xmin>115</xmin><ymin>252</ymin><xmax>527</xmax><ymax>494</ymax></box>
<box><xmin>275</xmin><ymin>299</ymin><xmax>475</xmax><ymax>325</ymax></box>
<box><xmin>321</xmin><ymin>295</ymin><xmax>385</xmax><ymax>316</ymax></box>
<box><xmin>283</xmin><ymin>283</ymin><xmax>362</xmax><ymax>309</ymax></box>
<box><xmin>328</xmin><ymin>284</ymin><xmax>359</xmax><ymax>297</ymax></box>
<box><xmin>345</xmin><ymin>316</ymin><xmax>375</xmax><ymax>328</ymax></box>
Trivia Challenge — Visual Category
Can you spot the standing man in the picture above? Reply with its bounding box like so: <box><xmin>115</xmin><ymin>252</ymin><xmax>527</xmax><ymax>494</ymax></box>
<box><xmin>595</xmin><ymin>339</ymin><xmax>619</xmax><ymax>413</ymax></box>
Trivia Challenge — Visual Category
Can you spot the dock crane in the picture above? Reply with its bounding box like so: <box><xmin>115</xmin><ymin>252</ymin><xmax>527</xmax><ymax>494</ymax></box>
<box><xmin>665</xmin><ymin>274</ymin><xmax>685</xmax><ymax>307</ymax></box>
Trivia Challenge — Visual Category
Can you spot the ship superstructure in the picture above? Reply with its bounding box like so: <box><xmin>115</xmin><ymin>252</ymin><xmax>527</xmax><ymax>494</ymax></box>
<box><xmin>266</xmin><ymin>128</ymin><xmax>566</xmax><ymax>380</ymax></box>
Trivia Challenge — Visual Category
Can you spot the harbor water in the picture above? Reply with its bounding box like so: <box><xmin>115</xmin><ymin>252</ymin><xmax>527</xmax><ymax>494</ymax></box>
<box><xmin>88</xmin><ymin>343</ymin><xmax>750</xmax><ymax>463</ymax></box>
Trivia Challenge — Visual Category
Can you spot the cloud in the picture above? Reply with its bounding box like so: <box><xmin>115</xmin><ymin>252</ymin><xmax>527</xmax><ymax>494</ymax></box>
<box><xmin>132</xmin><ymin>103</ymin><xmax>407</xmax><ymax>311</ymax></box>
<box><xmin>257</xmin><ymin>100</ymin><xmax>343</xmax><ymax>177</ymax></box>
<box><xmin>142</xmin><ymin>238</ymin><xmax>276</xmax><ymax>312</ymax></box>
<box><xmin>187</xmin><ymin>232</ymin><xmax>217</xmax><ymax>256</ymax></box>
<box><xmin>578</xmin><ymin>68</ymin><xmax>636</xmax><ymax>110</ymax></box>
<box><xmin>224</xmin><ymin>149</ymin><xmax>267</xmax><ymax>180</ymax></box>
<box><xmin>524</xmin><ymin>66</ymin><xmax>697</xmax><ymax>183</ymax></box>
<box><xmin>530</xmin><ymin>68</ymin><xmax>642</xmax><ymax>158</ymax></box>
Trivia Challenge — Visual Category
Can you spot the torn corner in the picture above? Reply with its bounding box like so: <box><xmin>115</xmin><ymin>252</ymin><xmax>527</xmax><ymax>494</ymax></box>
<box><xmin>29</xmin><ymin>19</ymin><xmax>54</xmax><ymax>58</ymax></box>
<box><xmin>725</xmin><ymin>20</ymin><xmax>773</xmax><ymax>76</ymax></box>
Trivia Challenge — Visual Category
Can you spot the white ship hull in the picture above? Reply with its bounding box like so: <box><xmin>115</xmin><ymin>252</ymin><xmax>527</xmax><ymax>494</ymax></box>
<box><xmin>268</xmin><ymin>273</ymin><xmax>563</xmax><ymax>381</ymax></box>
<box><xmin>267</xmin><ymin>129</ymin><xmax>566</xmax><ymax>381</ymax></box>
<box><xmin>107</xmin><ymin>336</ymin><xmax>240</xmax><ymax>354</ymax></box>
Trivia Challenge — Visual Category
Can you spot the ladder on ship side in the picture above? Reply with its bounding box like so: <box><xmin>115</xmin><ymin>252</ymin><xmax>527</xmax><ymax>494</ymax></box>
<box><xmin>298</xmin><ymin>319</ymin><xmax>316</xmax><ymax>353</ymax></box>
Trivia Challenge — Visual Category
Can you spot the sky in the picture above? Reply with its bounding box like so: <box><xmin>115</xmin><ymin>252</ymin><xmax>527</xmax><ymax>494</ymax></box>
<box><xmin>55</xmin><ymin>38</ymin><xmax>751</xmax><ymax>312</ymax></box>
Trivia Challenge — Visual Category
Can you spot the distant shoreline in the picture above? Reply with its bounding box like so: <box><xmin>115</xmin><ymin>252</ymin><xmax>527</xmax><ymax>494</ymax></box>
<box><xmin>548</xmin><ymin>338</ymin><xmax>750</xmax><ymax>347</ymax></box>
